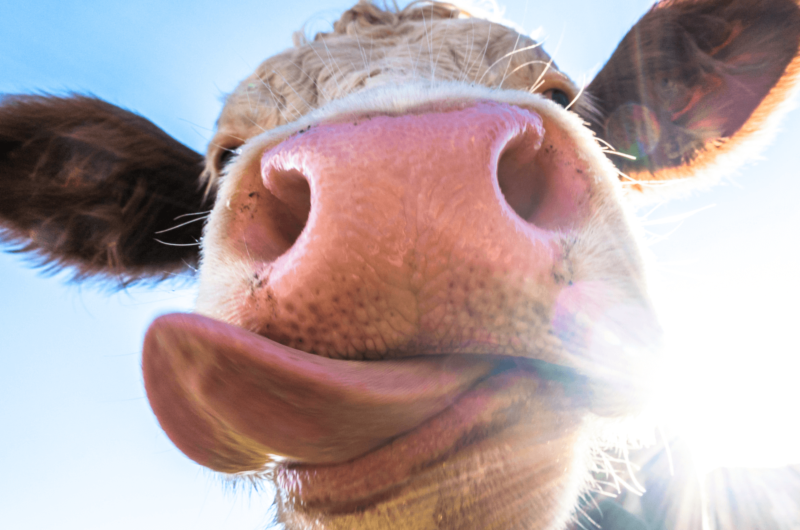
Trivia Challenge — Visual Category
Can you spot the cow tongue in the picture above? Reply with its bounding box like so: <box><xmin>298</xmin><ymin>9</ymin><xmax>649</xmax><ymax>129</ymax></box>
<box><xmin>142</xmin><ymin>313</ymin><xmax>496</xmax><ymax>473</ymax></box>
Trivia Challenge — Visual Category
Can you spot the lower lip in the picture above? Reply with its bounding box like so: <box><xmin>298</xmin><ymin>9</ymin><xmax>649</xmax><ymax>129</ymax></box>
<box><xmin>275</xmin><ymin>363</ymin><xmax>588</xmax><ymax>512</ymax></box>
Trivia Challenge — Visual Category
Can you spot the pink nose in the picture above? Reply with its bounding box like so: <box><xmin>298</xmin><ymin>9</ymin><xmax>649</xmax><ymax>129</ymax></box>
<box><xmin>229</xmin><ymin>101</ymin><xmax>595</xmax><ymax>356</ymax></box>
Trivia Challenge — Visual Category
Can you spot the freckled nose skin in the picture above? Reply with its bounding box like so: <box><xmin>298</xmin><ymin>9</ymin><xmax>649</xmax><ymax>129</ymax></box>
<box><xmin>223</xmin><ymin>101</ymin><xmax>599</xmax><ymax>362</ymax></box>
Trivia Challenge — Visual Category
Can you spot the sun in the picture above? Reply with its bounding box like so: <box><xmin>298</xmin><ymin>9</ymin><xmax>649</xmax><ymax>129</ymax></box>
<box><xmin>650</xmin><ymin>266</ymin><xmax>800</xmax><ymax>473</ymax></box>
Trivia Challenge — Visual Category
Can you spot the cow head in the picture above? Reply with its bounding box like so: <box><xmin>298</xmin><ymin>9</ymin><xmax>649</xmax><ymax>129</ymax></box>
<box><xmin>2</xmin><ymin>1</ymin><xmax>799</xmax><ymax>529</ymax></box>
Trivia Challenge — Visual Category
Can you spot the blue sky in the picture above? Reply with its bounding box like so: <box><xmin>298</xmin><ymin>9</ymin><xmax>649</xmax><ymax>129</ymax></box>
<box><xmin>1</xmin><ymin>1</ymin><xmax>798</xmax><ymax>529</ymax></box>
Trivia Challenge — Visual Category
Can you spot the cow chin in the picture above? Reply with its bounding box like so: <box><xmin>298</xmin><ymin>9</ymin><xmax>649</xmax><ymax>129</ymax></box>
<box><xmin>276</xmin><ymin>408</ymin><xmax>592</xmax><ymax>530</ymax></box>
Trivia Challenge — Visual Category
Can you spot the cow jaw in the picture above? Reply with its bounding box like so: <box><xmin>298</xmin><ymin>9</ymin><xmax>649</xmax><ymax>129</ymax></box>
<box><xmin>142</xmin><ymin>313</ymin><xmax>591</xmax><ymax>511</ymax></box>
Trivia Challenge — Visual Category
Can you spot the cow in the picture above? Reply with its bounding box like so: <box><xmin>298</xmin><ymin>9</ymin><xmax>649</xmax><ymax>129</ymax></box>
<box><xmin>1</xmin><ymin>1</ymin><xmax>799</xmax><ymax>529</ymax></box>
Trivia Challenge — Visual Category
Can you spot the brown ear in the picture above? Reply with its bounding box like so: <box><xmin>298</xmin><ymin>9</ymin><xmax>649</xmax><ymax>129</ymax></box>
<box><xmin>584</xmin><ymin>0</ymin><xmax>800</xmax><ymax>189</ymax></box>
<box><xmin>0</xmin><ymin>95</ymin><xmax>213</xmax><ymax>282</ymax></box>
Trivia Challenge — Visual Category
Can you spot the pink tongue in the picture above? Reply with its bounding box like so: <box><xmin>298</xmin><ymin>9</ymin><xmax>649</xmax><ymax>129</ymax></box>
<box><xmin>142</xmin><ymin>313</ymin><xmax>495</xmax><ymax>473</ymax></box>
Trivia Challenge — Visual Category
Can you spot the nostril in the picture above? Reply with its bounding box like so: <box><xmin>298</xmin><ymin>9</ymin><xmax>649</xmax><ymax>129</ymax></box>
<box><xmin>497</xmin><ymin>127</ymin><xmax>546</xmax><ymax>223</ymax></box>
<box><xmin>263</xmin><ymin>167</ymin><xmax>311</xmax><ymax>250</ymax></box>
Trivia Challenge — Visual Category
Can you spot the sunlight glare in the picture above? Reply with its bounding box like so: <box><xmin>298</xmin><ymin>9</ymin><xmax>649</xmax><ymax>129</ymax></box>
<box><xmin>649</xmin><ymin>254</ymin><xmax>800</xmax><ymax>472</ymax></box>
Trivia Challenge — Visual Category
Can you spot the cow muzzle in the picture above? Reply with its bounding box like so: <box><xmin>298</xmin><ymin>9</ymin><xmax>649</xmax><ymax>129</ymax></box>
<box><xmin>143</xmin><ymin>96</ymin><xmax>660</xmax><ymax>508</ymax></box>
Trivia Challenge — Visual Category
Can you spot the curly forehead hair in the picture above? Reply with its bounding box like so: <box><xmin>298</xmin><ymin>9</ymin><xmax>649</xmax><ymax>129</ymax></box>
<box><xmin>305</xmin><ymin>1</ymin><xmax>466</xmax><ymax>43</ymax></box>
<box><xmin>208</xmin><ymin>0</ymin><xmax>576</xmax><ymax>183</ymax></box>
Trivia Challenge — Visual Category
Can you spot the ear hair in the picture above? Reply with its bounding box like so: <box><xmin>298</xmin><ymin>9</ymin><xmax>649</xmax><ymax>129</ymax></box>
<box><xmin>0</xmin><ymin>94</ymin><xmax>214</xmax><ymax>283</ymax></box>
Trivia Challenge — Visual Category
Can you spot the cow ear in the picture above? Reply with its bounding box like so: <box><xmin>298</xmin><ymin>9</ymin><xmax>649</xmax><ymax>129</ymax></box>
<box><xmin>0</xmin><ymin>95</ymin><xmax>214</xmax><ymax>282</ymax></box>
<box><xmin>584</xmin><ymin>0</ymin><xmax>800</xmax><ymax>192</ymax></box>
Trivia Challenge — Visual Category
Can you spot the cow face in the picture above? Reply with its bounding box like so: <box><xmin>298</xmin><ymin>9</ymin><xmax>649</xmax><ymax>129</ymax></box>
<box><xmin>2</xmin><ymin>1</ymin><xmax>799</xmax><ymax>529</ymax></box>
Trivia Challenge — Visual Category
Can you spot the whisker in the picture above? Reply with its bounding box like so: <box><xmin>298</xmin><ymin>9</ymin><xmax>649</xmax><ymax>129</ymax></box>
<box><xmin>367</xmin><ymin>36</ymin><xmax>376</xmax><ymax>79</ymax></box>
<box><xmin>529</xmin><ymin>78</ymin><xmax>546</xmax><ymax>93</ymax></box>
<box><xmin>644</xmin><ymin>217</ymin><xmax>690</xmax><ymax>244</ymax></box>
<box><xmin>506</xmin><ymin>59</ymin><xmax>552</xmax><ymax>79</ymax></box>
<box><xmin>271</xmin><ymin>69</ymin><xmax>313</xmax><ymax>111</ymax></box>
<box><xmin>595</xmin><ymin>137</ymin><xmax>618</xmax><ymax>151</ymax></box>
<box><xmin>354</xmin><ymin>31</ymin><xmax>370</xmax><ymax>72</ymax></box>
<box><xmin>609</xmin><ymin>469</ymin><xmax>645</xmax><ymax>496</ymax></box>
<box><xmin>420</xmin><ymin>4</ymin><xmax>434</xmax><ymax>81</ymax></box>
<box><xmin>602</xmin><ymin>149</ymin><xmax>637</xmax><ymax>160</ymax></box>
<box><xmin>187</xmin><ymin>125</ymin><xmax>213</xmax><ymax>146</ymax></box>
<box><xmin>288</xmin><ymin>59</ymin><xmax>331</xmax><ymax>105</ymax></box>
<box><xmin>622</xmin><ymin>445</ymin><xmax>647</xmax><ymax>494</ymax></box>
<box><xmin>310</xmin><ymin>44</ymin><xmax>344</xmax><ymax>95</ymax></box>
<box><xmin>500</xmin><ymin>0</ymin><xmax>531</xmax><ymax>88</ymax></box>
<box><xmin>574</xmin><ymin>503</ymin><xmax>602</xmax><ymax>529</ymax></box>
<box><xmin>593</xmin><ymin>487</ymin><xmax>618</xmax><ymax>498</ymax></box>
<box><xmin>616</xmin><ymin>169</ymin><xmax>637</xmax><ymax>182</ymax></box>
<box><xmin>174</xmin><ymin>210</ymin><xmax>213</xmax><ymax>220</ymax></box>
<box><xmin>472</xmin><ymin>22</ymin><xmax>493</xmax><ymax>85</ymax></box>
<box><xmin>181</xmin><ymin>258</ymin><xmax>199</xmax><ymax>273</ymax></box>
<box><xmin>459</xmin><ymin>16</ymin><xmax>477</xmax><ymax>83</ymax></box>
<box><xmin>406</xmin><ymin>40</ymin><xmax>420</xmax><ymax>80</ymax></box>
<box><xmin>177</xmin><ymin>117</ymin><xmax>216</xmax><ymax>134</ymax></box>
<box><xmin>641</xmin><ymin>204</ymin><xmax>715</xmax><ymax>226</ymax></box>
<box><xmin>597</xmin><ymin>452</ymin><xmax>622</xmax><ymax>494</ymax></box>
<box><xmin>529</xmin><ymin>29</ymin><xmax>565</xmax><ymax>93</ymax></box>
<box><xmin>431</xmin><ymin>11</ymin><xmax>455</xmax><ymax>83</ymax></box>
<box><xmin>154</xmin><ymin>215</ymin><xmax>210</xmax><ymax>235</ymax></box>
<box><xmin>235</xmin><ymin>53</ymin><xmax>286</xmax><ymax>126</ymax></box>
<box><xmin>498</xmin><ymin>32</ymin><xmax>523</xmax><ymax>89</ymax></box>
<box><xmin>592</xmin><ymin>479</ymin><xmax>622</xmax><ymax>492</ymax></box>
<box><xmin>565</xmin><ymin>74</ymin><xmax>587</xmax><ymax>111</ymax></box>
<box><xmin>639</xmin><ymin>200</ymin><xmax>666</xmax><ymax>221</ymax></box>
<box><xmin>529</xmin><ymin>55</ymin><xmax>554</xmax><ymax>93</ymax></box>
<box><xmin>321</xmin><ymin>39</ymin><xmax>348</xmax><ymax>93</ymax></box>
<box><xmin>255</xmin><ymin>71</ymin><xmax>302</xmax><ymax>121</ymax></box>
<box><xmin>585</xmin><ymin>490</ymin><xmax>603</xmax><ymax>514</ymax></box>
<box><xmin>153</xmin><ymin>239</ymin><xmax>201</xmax><ymax>247</ymax></box>
<box><xmin>243</xmin><ymin>237</ymin><xmax>255</xmax><ymax>268</ymax></box>
<box><xmin>479</xmin><ymin>41</ymin><xmax>544</xmax><ymax>86</ymax></box>
<box><xmin>242</xmin><ymin>82</ymin><xmax>271</xmax><ymax>132</ymax></box>
<box><xmin>182</xmin><ymin>121</ymin><xmax>246</xmax><ymax>156</ymax></box>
